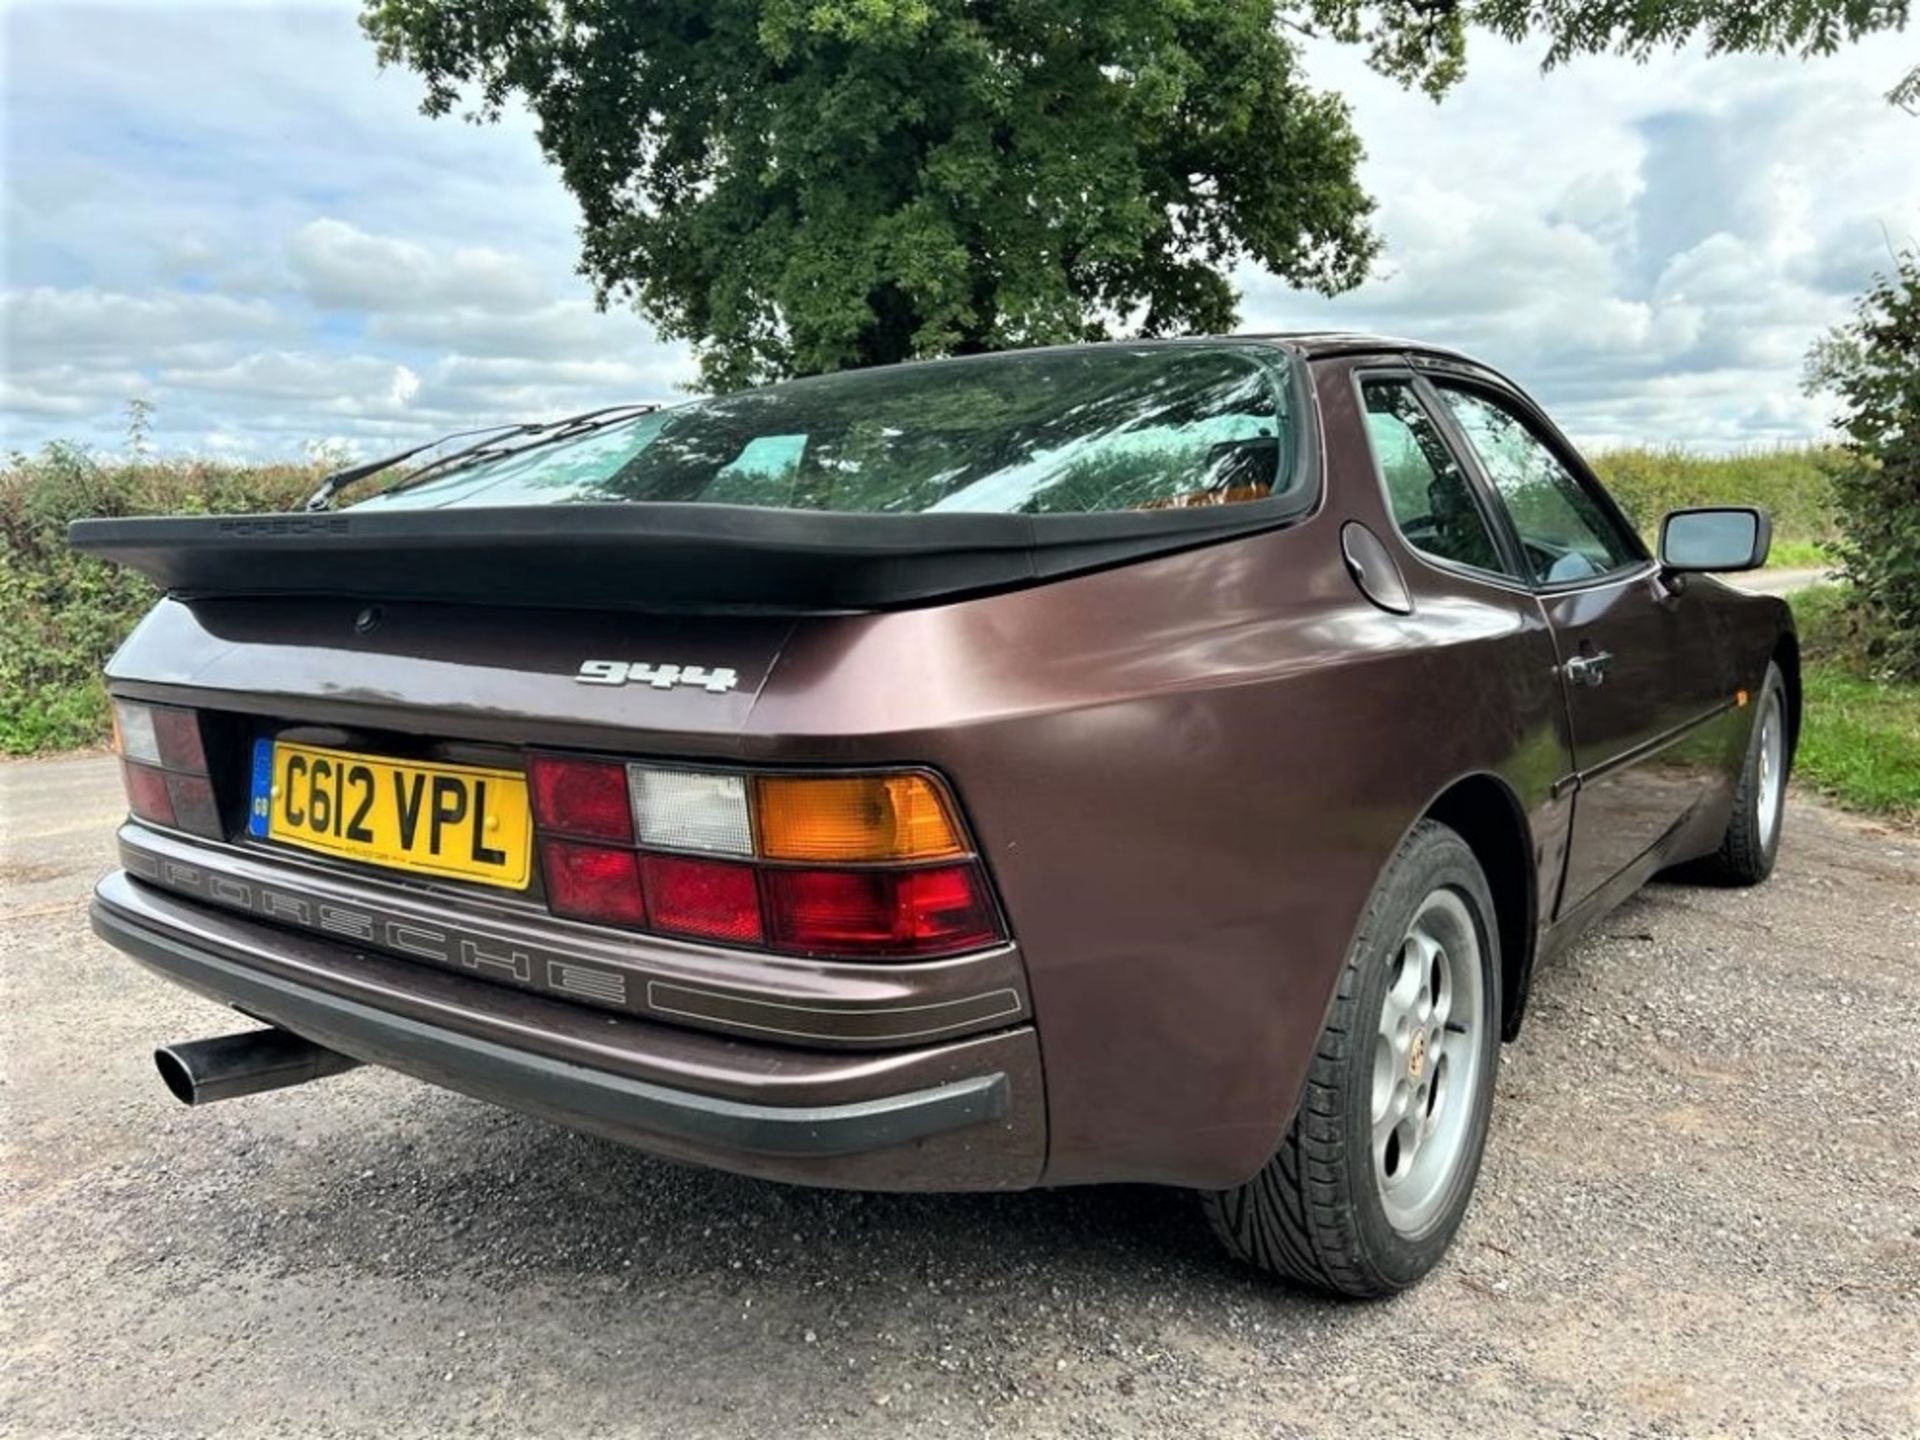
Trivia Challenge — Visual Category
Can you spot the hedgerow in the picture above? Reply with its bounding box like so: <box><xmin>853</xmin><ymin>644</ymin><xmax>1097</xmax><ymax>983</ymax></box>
<box><xmin>0</xmin><ymin>437</ymin><xmax>1842</xmax><ymax>753</ymax></box>
<box><xmin>1</xmin><ymin>444</ymin><xmax>324</xmax><ymax>752</ymax></box>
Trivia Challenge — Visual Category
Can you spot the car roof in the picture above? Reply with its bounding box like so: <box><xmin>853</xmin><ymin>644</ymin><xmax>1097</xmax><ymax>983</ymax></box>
<box><xmin>970</xmin><ymin>330</ymin><xmax>1493</xmax><ymax>369</ymax></box>
<box><xmin>1232</xmin><ymin>331</ymin><xmax>1483</xmax><ymax>365</ymax></box>
<box><xmin>660</xmin><ymin>332</ymin><xmax>1490</xmax><ymax>384</ymax></box>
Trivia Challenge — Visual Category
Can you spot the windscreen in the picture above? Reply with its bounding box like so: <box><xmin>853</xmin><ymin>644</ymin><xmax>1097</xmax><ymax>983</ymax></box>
<box><xmin>354</xmin><ymin>344</ymin><xmax>1295</xmax><ymax>516</ymax></box>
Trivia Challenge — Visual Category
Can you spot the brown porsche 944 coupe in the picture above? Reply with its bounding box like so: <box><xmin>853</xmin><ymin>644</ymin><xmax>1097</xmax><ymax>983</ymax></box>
<box><xmin>74</xmin><ymin>334</ymin><xmax>1796</xmax><ymax>1297</ymax></box>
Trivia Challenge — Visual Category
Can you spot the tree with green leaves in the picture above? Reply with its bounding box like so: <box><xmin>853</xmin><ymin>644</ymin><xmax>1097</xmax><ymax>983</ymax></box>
<box><xmin>362</xmin><ymin>1</ymin><xmax>1913</xmax><ymax>390</ymax></box>
<box><xmin>364</xmin><ymin>1</ymin><xmax>1386</xmax><ymax>391</ymax></box>
<box><xmin>1470</xmin><ymin>0</ymin><xmax>1916</xmax><ymax>108</ymax></box>
<box><xmin>1805</xmin><ymin>251</ymin><xmax>1920</xmax><ymax>680</ymax></box>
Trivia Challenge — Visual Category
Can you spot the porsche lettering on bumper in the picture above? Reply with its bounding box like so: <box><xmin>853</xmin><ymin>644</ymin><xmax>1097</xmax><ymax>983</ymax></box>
<box><xmin>115</xmin><ymin>827</ymin><xmax>1024</xmax><ymax>1048</ymax></box>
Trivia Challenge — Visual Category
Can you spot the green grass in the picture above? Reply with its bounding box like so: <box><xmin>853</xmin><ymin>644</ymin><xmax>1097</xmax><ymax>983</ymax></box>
<box><xmin>1796</xmin><ymin>668</ymin><xmax>1920</xmax><ymax>819</ymax></box>
<box><xmin>1788</xmin><ymin>585</ymin><xmax>1920</xmax><ymax>823</ymax></box>
<box><xmin>1762</xmin><ymin>538</ymin><xmax>1832</xmax><ymax>571</ymax></box>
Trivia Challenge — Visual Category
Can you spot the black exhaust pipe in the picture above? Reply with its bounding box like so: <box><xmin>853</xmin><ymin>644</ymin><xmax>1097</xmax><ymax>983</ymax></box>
<box><xmin>154</xmin><ymin>1027</ymin><xmax>362</xmax><ymax>1106</ymax></box>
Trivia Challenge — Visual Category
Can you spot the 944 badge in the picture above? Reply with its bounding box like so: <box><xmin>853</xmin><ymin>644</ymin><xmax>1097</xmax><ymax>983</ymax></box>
<box><xmin>574</xmin><ymin>660</ymin><xmax>740</xmax><ymax>694</ymax></box>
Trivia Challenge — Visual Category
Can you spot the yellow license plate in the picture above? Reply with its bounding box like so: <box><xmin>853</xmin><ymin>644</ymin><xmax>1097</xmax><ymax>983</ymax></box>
<box><xmin>259</xmin><ymin>741</ymin><xmax>532</xmax><ymax>890</ymax></box>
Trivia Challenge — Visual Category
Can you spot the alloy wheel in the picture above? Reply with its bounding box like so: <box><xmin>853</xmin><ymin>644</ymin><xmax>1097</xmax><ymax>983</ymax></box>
<box><xmin>1756</xmin><ymin>691</ymin><xmax>1785</xmax><ymax>852</ymax></box>
<box><xmin>1371</xmin><ymin>887</ymin><xmax>1490</xmax><ymax>1236</ymax></box>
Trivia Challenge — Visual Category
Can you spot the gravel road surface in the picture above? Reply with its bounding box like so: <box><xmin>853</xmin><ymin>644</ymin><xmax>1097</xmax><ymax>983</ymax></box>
<box><xmin>3</xmin><ymin>754</ymin><xmax>1916</xmax><ymax>1438</ymax></box>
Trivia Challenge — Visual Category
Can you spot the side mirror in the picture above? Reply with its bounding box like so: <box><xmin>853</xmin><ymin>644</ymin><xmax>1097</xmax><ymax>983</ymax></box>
<box><xmin>1658</xmin><ymin>506</ymin><xmax>1772</xmax><ymax>574</ymax></box>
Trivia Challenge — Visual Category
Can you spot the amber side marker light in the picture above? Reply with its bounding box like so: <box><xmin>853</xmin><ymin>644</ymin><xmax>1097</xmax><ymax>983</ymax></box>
<box><xmin>113</xmin><ymin>698</ymin><xmax>220</xmax><ymax>838</ymax></box>
<box><xmin>527</xmin><ymin>757</ymin><xmax>1003</xmax><ymax>961</ymax></box>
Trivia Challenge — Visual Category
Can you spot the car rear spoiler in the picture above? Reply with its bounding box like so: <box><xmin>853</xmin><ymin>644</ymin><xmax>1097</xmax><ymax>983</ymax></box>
<box><xmin>67</xmin><ymin>501</ymin><xmax>1297</xmax><ymax>613</ymax></box>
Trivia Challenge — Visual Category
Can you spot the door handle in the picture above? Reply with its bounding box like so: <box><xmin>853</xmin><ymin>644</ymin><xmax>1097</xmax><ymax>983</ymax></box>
<box><xmin>1564</xmin><ymin>651</ymin><xmax>1614</xmax><ymax>687</ymax></box>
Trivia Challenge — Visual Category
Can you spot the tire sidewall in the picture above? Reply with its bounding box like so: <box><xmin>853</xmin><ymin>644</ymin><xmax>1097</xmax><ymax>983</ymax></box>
<box><xmin>1339</xmin><ymin>827</ymin><xmax>1502</xmax><ymax>1289</ymax></box>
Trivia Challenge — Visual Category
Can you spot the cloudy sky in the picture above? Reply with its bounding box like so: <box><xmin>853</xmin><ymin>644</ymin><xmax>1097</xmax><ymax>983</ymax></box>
<box><xmin>3</xmin><ymin>1</ymin><xmax>1915</xmax><ymax>459</ymax></box>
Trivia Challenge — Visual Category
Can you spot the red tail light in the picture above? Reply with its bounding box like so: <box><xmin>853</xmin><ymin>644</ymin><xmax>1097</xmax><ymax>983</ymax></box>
<box><xmin>543</xmin><ymin>840</ymin><xmax>647</xmax><ymax>926</ymax></box>
<box><xmin>114</xmin><ymin>700</ymin><xmax>219</xmax><ymax>838</ymax></box>
<box><xmin>150</xmin><ymin>707</ymin><xmax>209</xmax><ymax>772</ymax></box>
<box><xmin>529</xmin><ymin>756</ymin><xmax>633</xmax><ymax>843</ymax></box>
<box><xmin>123</xmin><ymin>761</ymin><xmax>177</xmax><ymax>828</ymax></box>
<box><xmin>164</xmin><ymin>772</ymin><xmax>221</xmax><ymax>835</ymax></box>
<box><xmin>527</xmin><ymin>756</ymin><xmax>1006</xmax><ymax>961</ymax></box>
<box><xmin>640</xmin><ymin>855</ymin><xmax>763</xmax><ymax>945</ymax></box>
<box><xmin>764</xmin><ymin>863</ymin><xmax>999</xmax><ymax>958</ymax></box>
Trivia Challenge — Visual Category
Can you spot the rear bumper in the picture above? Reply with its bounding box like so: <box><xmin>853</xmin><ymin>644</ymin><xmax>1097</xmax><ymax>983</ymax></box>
<box><xmin>91</xmin><ymin>871</ymin><xmax>1045</xmax><ymax>1190</ymax></box>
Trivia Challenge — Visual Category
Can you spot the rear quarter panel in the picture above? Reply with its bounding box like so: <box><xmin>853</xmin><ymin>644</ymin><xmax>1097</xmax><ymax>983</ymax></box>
<box><xmin>746</xmin><ymin>374</ymin><xmax>1572</xmax><ymax>1186</ymax></box>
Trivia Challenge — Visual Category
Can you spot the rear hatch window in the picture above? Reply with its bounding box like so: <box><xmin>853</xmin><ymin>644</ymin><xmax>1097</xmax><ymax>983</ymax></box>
<box><xmin>354</xmin><ymin>344</ymin><xmax>1296</xmax><ymax>517</ymax></box>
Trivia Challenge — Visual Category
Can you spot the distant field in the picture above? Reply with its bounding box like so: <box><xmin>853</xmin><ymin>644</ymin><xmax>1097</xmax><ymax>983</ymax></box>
<box><xmin>1</xmin><ymin>441</ymin><xmax>1843</xmax><ymax>754</ymax></box>
<box><xmin>1586</xmin><ymin>444</ymin><xmax>1839</xmax><ymax>566</ymax></box>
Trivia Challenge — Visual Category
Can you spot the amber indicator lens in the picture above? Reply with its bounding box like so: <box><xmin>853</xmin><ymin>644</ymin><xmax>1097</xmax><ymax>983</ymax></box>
<box><xmin>756</xmin><ymin>774</ymin><xmax>964</xmax><ymax>862</ymax></box>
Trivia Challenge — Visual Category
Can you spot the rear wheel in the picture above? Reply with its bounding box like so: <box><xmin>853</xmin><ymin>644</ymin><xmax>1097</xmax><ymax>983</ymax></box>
<box><xmin>1202</xmin><ymin>821</ymin><xmax>1500</xmax><ymax>1297</ymax></box>
<box><xmin>1693</xmin><ymin>662</ymin><xmax>1788</xmax><ymax>886</ymax></box>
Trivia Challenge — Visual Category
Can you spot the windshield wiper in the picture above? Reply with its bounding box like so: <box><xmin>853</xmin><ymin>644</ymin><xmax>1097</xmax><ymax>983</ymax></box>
<box><xmin>301</xmin><ymin>422</ymin><xmax>530</xmax><ymax>513</ymax></box>
<box><xmin>300</xmin><ymin>404</ymin><xmax>664</xmax><ymax>512</ymax></box>
<box><xmin>361</xmin><ymin>404</ymin><xmax>665</xmax><ymax>506</ymax></box>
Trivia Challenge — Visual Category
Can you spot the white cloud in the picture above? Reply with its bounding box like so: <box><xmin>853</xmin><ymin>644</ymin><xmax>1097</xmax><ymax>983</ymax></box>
<box><xmin>371</xmin><ymin>298</ymin><xmax>658</xmax><ymax>360</ymax></box>
<box><xmin>0</xmin><ymin>378</ymin><xmax>93</xmax><ymax>419</ymax></box>
<box><xmin>2</xmin><ymin>286</ymin><xmax>287</xmax><ymax>363</ymax></box>
<box><xmin>154</xmin><ymin>350</ymin><xmax>420</xmax><ymax>410</ymax></box>
<box><xmin>1241</xmin><ymin>36</ymin><xmax>1919</xmax><ymax>448</ymax></box>
<box><xmin>287</xmin><ymin>219</ymin><xmax>548</xmax><ymax>315</ymax></box>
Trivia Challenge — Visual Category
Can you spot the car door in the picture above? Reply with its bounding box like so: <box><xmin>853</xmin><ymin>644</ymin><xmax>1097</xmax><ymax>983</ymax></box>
<box><xmin>1421</xmin><ymin>374</ymin><xmax>1735</xmax><ymax>911</ymax></box>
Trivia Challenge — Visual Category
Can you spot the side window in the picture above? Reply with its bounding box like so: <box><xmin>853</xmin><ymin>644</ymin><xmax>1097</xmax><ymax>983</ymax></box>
<box><xmin>1433</xmin><ymin>384</ymin><xmax>1641</xmax><ymax>586</ymax></box>
<box><xmin>1360</xmin><ymin>377</ymin><xmax>1507</xmax><ymax>576</ymax></box>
